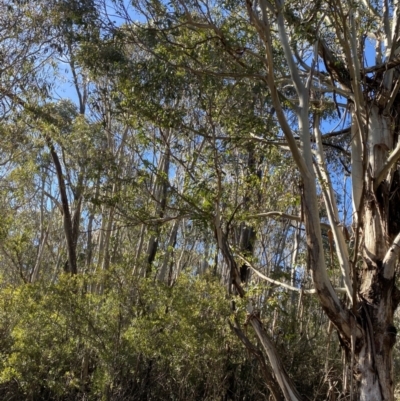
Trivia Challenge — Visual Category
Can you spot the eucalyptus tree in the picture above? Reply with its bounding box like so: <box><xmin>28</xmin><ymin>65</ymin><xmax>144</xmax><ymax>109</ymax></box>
<box><xmin>100</xmin><ymin>0</ymin><xmax>400</xmax><ymax>399</ymax></box>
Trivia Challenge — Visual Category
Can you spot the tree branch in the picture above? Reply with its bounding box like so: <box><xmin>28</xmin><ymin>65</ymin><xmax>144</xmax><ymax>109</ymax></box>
<box><xmin>229</xmin><ymin>321</ymin><xmax>284</xmax><ymax>401</ymax></box>
<box><xmin>364</xmin><ymin>54</ymin><xmax>400</xmax><ymax>74</ymax></box>
<box><xmin>374</xmin><ymin>140</ymin><xmax>400</xmax><ymax>191</ymax></box>
<box><xmin>248</xmin><ymin>211</ymin><xmax>331</xmax><ymax>230</ymax></box>
<box><xmin>314</xmin><ymin>115</ymin><xmax>353</xmax><ymax>303</ymax></box>
<box><xmin>237</xmin><ymin>254</ymin><xmax>347</xmax><ymax>295</ymax></box>
<box><xmin>250</xmin><ymin>315</ymin><xmax>304</xmax><ymax>401</ymax></box>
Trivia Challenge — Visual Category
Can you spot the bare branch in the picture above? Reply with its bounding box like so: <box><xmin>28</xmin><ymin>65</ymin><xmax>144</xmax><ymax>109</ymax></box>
<box><xmin>364</xmin><ymin>54</ymin><xmax>400</xmax><ymax>74</ymax></box>
<box><xmin>246</xmin><ymin>0</ymin><xmax>310</xmax><ymax>178</ymax></box>
<box><xmin>237</xmin><ymin>254</ymin><xmax>347</xmax><ymax>295</ymax></box>
<box><xmin>248</xmin><ymin>211</ymin><xmax>331</xmax><ymax>230</ymax></box>
<box><xmin>314</xmin><ymin>115</ymin><xmax>353</xmax><ymax>302</ymax></box>
<box><xmin>43</xmin><ymin>191</ymin><xmax>63</xmax><ymax>213</ymax></box>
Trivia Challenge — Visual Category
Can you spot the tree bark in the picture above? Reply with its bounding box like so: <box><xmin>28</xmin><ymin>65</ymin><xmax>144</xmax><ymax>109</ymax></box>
<box><xmin>47</xmin><ymin>138</ymin><xmax>78</xmax><ymax>274</ymax></box>
<box><xmin>353</xmin><ymin>108</ymin><xmax>400</xmax><ymax>400</ymax></box>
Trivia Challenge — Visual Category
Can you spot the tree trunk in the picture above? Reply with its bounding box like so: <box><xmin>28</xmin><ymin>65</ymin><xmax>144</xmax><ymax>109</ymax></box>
<box><xmin>145</xmin><ymin>141</ymin><xmax>171</xmax><ymax>276</ymax></box>
<box><xmin>157</xmin><ymin>219</ymin><xmax>179</xmax><ymax>282</ymax></box>
<box><xmin>47</xmin><ymin>138</ymin><xmax>78</xmax><ymax>274</ymax></box>
<box><xmin>353</xmin><ymin>107</ymin><xmax>400</xmax><ymax>400</ymax></box>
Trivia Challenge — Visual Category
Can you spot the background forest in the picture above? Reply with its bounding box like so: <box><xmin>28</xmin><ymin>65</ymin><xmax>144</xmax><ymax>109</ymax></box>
<box><xmin>1</xmin><ymin>0</ymin><xmax>400</xmax><ymax>400</ymax></box>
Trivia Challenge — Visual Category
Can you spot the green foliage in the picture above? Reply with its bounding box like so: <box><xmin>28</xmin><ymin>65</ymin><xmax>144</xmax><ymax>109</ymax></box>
<box><xmin>0</xmin><ymin>271</ymin><xmax>266</xmax><ymax>400</ymax></box>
